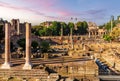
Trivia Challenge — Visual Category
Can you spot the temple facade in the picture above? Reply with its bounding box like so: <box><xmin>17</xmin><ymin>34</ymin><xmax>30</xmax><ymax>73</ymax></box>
<box><xmin>88</xmin><ymin>22</ymin><xmax>107</xmax><ymax>37</ymax></box>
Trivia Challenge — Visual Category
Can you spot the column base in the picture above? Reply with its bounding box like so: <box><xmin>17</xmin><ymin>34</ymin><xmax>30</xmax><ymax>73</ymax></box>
<box><xmin>23</xmin><ymin>62</ymin><xmax>32</xmax><ymax>70</ymax></box>
<box><xmin>1</xmin><ymin>62</ymin><xmax>12</xmax><ymax>69</ymax></box>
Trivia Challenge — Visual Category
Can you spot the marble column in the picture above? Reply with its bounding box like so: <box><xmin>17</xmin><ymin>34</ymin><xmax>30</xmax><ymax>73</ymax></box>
<box><xmin>61</xmin><ymin>26</ymin><xmax>63</xmax><ymax>38</ymax></box>
<box><xmin>70</xmin><ymin>28</ymin><xmax>74</xmax><ymax>49</ymax></box>
<box><xmin>88</xmin><ymin>32</ymin><xmax>91</xmax><ymax>38</ymax></box>
<box><xmin>23</xmin><ymin>22</ymin><xmax>32</xmax><ymax>70</ymax></box>
<box><xmin>60</xmin><ymin>26</ymin><xmax>63</xmax><ymax>44</ymax></box>
<box><xmin>1</xmin><ymin>23</ymin><xmax>12</xmax><ymax>69</ymax></box>
<box><xmin>17</xmin><ymin>19</ymin><xmax>20</xmax><ymax>35</ymax></box>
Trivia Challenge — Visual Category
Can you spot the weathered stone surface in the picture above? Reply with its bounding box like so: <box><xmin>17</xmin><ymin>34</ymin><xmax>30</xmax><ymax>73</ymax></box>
<box><xmin>1</xmin><ymin>23</ymin><xmax>12</xmax><ymax>69</ymax></box>
<box><xmin>23</xmin><ymin>23</ymin><xmax>32</xmax><ymax>70</ymax></box>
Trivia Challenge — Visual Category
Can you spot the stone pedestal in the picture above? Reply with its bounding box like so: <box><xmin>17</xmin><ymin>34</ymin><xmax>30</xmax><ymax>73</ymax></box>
<box><xmin>17</xmin><ymin>19</ymin><xmax>20</xmax><ymax>35</ymax></box>
<box><xmin>1</xmin><ymin>62</ymin><xmax>12</xmax><ymax>69</ymax></box>
<box><xmin>23</xmin><ymin>62</ymin><xmax>32</xmax><ymax>70</ymax></box>
<box><xmin>44</xmin><ymin>53</ymin><xmax>49</xmax><ymax>59</ymax></box>
<box><xmin>1</xmin><ymin>23</ymin><xmax>12</xmax><ymax>69</ymax></box>
<box><xmin>23</xmin><ymin>23</ymin><xmax>32</xmax><ymax>70</ymax></box>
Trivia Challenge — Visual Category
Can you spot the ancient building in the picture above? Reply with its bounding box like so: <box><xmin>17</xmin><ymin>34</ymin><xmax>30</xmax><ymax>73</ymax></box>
<box><xmin>116</xmin><ymin>23</ymin><xmax>120</xmax><ymax>28</ymax></box>
<box><xmin>117</xmin><ymin>16</ymin><xmax>120</xmax><ymax>21</ymax></box>
<box><xmin>0</xmin><ymin>18</ymin><xmax>8</xmax><ymax>31</ymax></box>
<box><xmin>11</xmin><ymin>19</ymin><xmax>26</xmax><ymax>36</ymax></box>
<box><xmin>98</xmin><ymin>29</ymin><xmax>107</xmax><ymax>36</ymax></box>
<box><xmin>11</xmin><ymin>19</ymin><xmax>20</xmax><ymax>35</ymax></box>
<box><xmin>40</xmin><ymin>21</ymin><xmax>52</xmax><ymax>28</ymax></box>
<box><xmin>88</xmin><ymin>22</ymin><xmax>98</xmax><ymax>37</ymax></box>
<box><xmin>88</xmin><ymin>22</ymin><xmax>107</xmax><ymax>37</ymax></box>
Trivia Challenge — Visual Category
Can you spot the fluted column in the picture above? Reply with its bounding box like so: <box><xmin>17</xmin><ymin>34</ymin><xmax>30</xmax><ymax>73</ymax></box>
<box><xmin>1</xmin><ymin>23</ymin><xmax>12</xmax><ymax>69</ymax></box>
<box><xmin>23</xmin><ymin>22</ymin><xmax>32</xmax><ymax>70</ymax></box>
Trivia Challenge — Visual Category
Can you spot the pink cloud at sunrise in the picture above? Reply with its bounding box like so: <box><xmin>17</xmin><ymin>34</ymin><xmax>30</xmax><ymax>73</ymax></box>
<box><xmin>0</xmin><ymin>0</ymin><xmax>120</xmax><ymax>25</ymax></box>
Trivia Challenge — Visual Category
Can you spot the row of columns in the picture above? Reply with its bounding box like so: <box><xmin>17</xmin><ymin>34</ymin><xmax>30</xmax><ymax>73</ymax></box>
<box><xmin>1</xmin><ymin>22</ymin><xmax>32</xmax><ymax>69</ymax></box>
<box><xmin>88</xmin><ymin>31</ymin><xmax>107</xmax><ymax>38</ymax></box>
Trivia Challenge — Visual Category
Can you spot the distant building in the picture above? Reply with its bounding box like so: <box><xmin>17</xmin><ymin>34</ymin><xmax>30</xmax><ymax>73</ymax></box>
<box><xmin>117</xmin><ymin>16</ymin><xmax>120</xmax><ymax>21</ymax></box>
<box><xmin>40</xmin><ymin>21</ymin><xmax>53</xmax><ymax>28</ymax></box>
<box><xmin>11</xmin><ymin>19</ymin><xmax>20</xmax><ymax>35</ymax></box>
<box><xmin>11</xmin><ymin>19</ymin><xmax>26</xmax><ymax>36</ymax></box>
<box><xmin>0</xmin><ymin>18</ymin><xmax>8</xmax><ymax>31</ymax></box>
<box><xmin>88</xmin><ymin>22</ymin><xmax>106</xmax><ymax>36</ymax></box>
<box><xmin>88</xmin><ymin>22</ymin><xmax>98</xmax><ymax>35</ymax></box>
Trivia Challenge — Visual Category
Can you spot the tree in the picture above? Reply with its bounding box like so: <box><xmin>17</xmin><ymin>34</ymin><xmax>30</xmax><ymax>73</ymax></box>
<box><xmin>17</xmin><ymin>38</ymin><xmax>26</xmax><ymax>50</ymax></box>
<box><xmin>38</xmin><ymin>28</ymin><xmax>46</xmax><ymax>36</ymax></box>
<box><xmin>82</xmin><ymin>21</ymin><xmax>88</xmax><ymax>34</ymax></box>
<box><xmin>0</xmin><ymin>25</ymin><xmax>4</xmax><ymax>42</ymax></box>
<box><xmin>110</xmin><ymin>27</ymin><xmax>120</xmax><ymax>40</ymax></box>
<box><xmin>68</xmin><ymin>22</ymin><xmax>74</xmax><ymax>29</ymax></box>
<box><xmin>68</xmin><ymin>22</ymin><xmax>74</xmax><ymax>35</ymax></box>
<box><xmin>60</xmin><ymin>22</ymin><xmax>67</xmax><ymax>36</ymax></box>
<box><xmin>40</xmin><ymin>41</ymin><xmax>50</xmax><ymax>53</ymax></box>
<box><xmin>103</xmin><ymin>35</ymin><xmax>112</xmax><ymax>42</ymax></box>
<box><xmin>105</xmin><ymin>21</ymin><xmax>115</xmax><ymax>31</ymax></box>
<box><xmin>51</xmin><ymin>21</ymin><xmax>61</xmax><ymax>36</ymax></box>
<box><xmin>32</xmin><ymin>25</ymin><xmax>44</xmax><ymax>36</ymax></box>
<box><xmin>76</xmin><ymin>21</ymin><xmax>88</xmax><ymax>35</ymax></box>
<box><xmin>45</xmin><ymin>27</ymin><xmax>53</xmax><ymax>36</ymax></box>
<box><xmin>31</xmin><ymin>41</ymin><xmax>38</xmax><ymax>49</ymax></box>
<box><xmin>31</xmin><ymin>41</ymin><xmax>39</xmax><ymax>53</ymax></box>
<box><xmin>32</xmin><ymin>21</ymin><xmax>89</xmax><ymax>36</ymax></box>
<box><xmin>99</xmin><ymin>24</ymin><xmax>105</xmax><ymax>29</ymax></box>
<box><xmin>10</xmin><ymin>42</ymin><xmax>14</xmax><ymax>52</ymax></box>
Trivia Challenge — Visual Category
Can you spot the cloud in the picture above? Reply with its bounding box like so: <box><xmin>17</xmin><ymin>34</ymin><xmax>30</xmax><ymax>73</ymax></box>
<box><xmin>0</xmin><ymin>1</ymin><xmax>45</xmax><ymax>15</ymax></box>
<box><xmin>85</xmin><ymin>9</ymin><xmax>106</xmax><ymax>15</ymax></box>
<box><xmin>20</xmin><ymin>0</ymin><xmax>58</xmax><ymax>11</ymax></box>
<box><xmin>0</xmin><ymin>0</ymin><xmax>64</xmax><ymax>20</ymax></box>
<box><xmin>0</xmin><ymin>0</ymin><xmax>108</xmax><ymax>25</ymax></box>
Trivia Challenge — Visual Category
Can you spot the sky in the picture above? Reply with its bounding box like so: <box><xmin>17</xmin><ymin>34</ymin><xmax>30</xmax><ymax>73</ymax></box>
<box><xmin>0</xmin><ymin>0</ymin><xmax>120</xmax><ymax>25</ymax></box>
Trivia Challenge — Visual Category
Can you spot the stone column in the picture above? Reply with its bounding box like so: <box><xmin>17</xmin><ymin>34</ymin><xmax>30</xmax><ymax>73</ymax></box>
<box><xmin>61</xmin><ymin>26</ymin><xmax>63</xmax><ymax>38</ymax></box>
<box><xmin>70</xmin><ymin>28</ymin><xmax>74</xmax><ymax>49</ymax></box>
<box><xmin>95</xmin><ymin>32</ymin><xmax>97</xmax><ymax>39</ymax></box>
<box><xmin>23</xmin><ymin>22</ymin><xmax>32</xmax><ymax>70</ymax></box>
<box><xmin>88</xmin><ymin>32</ymin><xmax>91</xmax><ymax>38</ymax></box>
<box><xmin>1</xmin><ymin>23</ymin><xmax>12</xmax><ymax>69</ymax></box>
<box><xmin>17</xmin><ymin>19</ymin><xmax>20</xmax><ymax>35</ymax></box>
<box><xmin>60</xmin><ymin>26</ymin><xmax>63</xmax><ymax>44</ymax></box>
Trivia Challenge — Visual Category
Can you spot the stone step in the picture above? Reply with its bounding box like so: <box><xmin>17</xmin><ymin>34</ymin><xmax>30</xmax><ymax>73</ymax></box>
<box><xmin>0</xmin><ymin>69</ymin><xmax>48</xmax><ymax>78</ymax></box>
<box><xmin>0</xmin><ymin>57</ymin><xmax>88</xmax><ymax>65</ymax></box>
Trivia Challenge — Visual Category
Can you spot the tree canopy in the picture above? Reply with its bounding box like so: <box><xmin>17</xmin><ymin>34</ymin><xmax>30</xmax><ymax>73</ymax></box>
<box><xmin>76</xmin><ymin>21</ymin><xmax>88</xmax><ymax>35</ymax></box>
<box><xmin>110</xmin><ymin>27</ymin><xmax>120</xmax><ymax>39</ymax></box>
<box><xmin>0</xmin><ymin>25</ymin><xmax>4</xmax><ymax>42</ymax></box>
<box><xmin>31</xmin><ymin>41</ymin><xmax>38</xmax><ymax>49</ymax></box>
<box><xmin>17</xmin><ymin>38</ymin><xmax>26</xmax><ymax>50</ymax></box>
<box><xmin>40</xmin><ymin>41</ymin><xmax>50</xmax><ymax>53</ymax></box>
<box><xmin>32</xmin><ymin>21</ymin><xmax>89</xmax><ymax>36</ymax></box>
